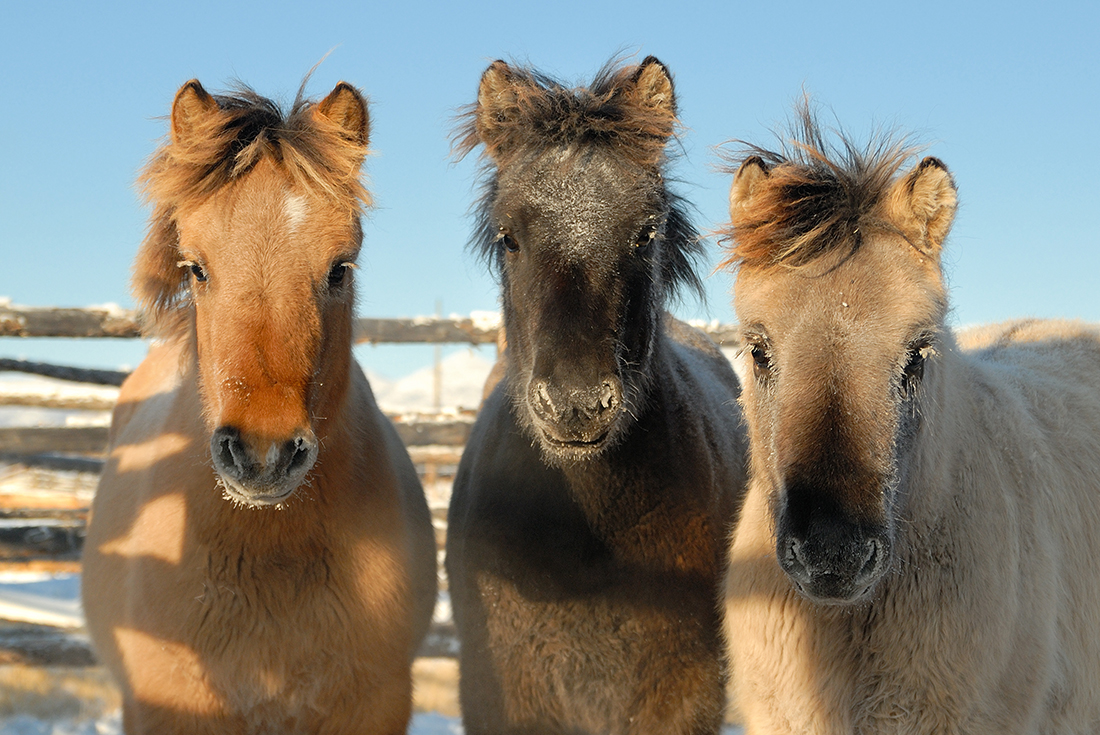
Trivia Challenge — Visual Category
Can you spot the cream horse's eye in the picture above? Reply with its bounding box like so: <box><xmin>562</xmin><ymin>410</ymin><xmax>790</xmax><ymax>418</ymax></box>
<box><xmin>902</xmin><ymin>342</ymin><xmax>933</xmax><ymax>393</ymax></box>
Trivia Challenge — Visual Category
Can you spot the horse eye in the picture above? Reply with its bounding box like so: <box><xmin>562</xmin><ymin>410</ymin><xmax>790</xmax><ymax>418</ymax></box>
<box><xmin>178</xmin><ymin>260</ymin><xmax>208</xmax><ymax>283</ymax></box>
<box><xmin>902</xmin><ymin>344</ymin><xmax>930</xmax><ymax>391</ymax></box>
<box><xmin>748</xmin><ymin>342</ymin><xmax>772</xmax><ymax>380</ymax></box>
<box><xmin>634</xmin><ymin>225</ymin><xmax>658</xmax><ymax>251</ymax></box>
<box><xmin>499</xmin><ymin>233</ymin><xmax>519</xmax><ymax>253</ymax></box>
<box><xmin>327</xmin><ymin>261</ymin><xmax>355</xmax><ymax>289</ymax></box>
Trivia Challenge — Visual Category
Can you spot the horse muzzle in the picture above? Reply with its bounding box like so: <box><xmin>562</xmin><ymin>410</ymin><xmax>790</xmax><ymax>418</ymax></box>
<box><xmin>776</xmin><ymin>516</ymin><xmax>892</xmax><ymax>604</ymax></box>
<box><xmin>210</xmin><ymin>426</ymin><xmax>319</xmax><ymax>507</ymax></box>
<box><xmin>526</xmin><ymin>377</ymin><xmax>623</xmax><ymax>459</ymax></box>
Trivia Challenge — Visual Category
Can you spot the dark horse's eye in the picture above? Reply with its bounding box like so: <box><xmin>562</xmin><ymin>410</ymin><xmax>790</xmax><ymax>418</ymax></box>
<box><xmin>499</xmin><ymin>232</ymin><xmax>519</xmax><ymax>253</ymax></box>
<box><xmin>634</xmin><ymin>224</ymin><xmax>658</xmax><ymax>251</ymax></box>
<box><xmin>327</xmin><ymin>261</ymin><xmax>355</xmax><ymax>289</ymax></box>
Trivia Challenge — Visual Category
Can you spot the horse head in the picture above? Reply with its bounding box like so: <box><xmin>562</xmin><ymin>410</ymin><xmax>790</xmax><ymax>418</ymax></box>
<box><xmin>459</xmin><ymin>56</ymin><xmax>704</xmax><ymax>465</ymax></box>
<box><xmin>133</xmin><ymin>79</ymin><xmax>370</xmax><ymax>507</ymax></box>
<box><xmin>725</xmin><ymin>112</ymin><xmax>957</xmax><ymax>603</ymax></box>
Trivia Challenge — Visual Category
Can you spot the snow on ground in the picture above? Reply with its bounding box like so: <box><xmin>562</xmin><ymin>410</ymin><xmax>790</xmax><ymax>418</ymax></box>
<box><xmin>0</xmin><ymin>714</ymin><xmax>742</xmax><ymax>734</ymax></box>
<box><xmin>0</xmin><ymin>712</ymin><xmax>467</xmax><ymax>734</ymax></box>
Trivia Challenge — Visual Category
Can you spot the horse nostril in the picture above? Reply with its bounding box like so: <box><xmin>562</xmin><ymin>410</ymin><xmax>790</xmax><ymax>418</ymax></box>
<box><xmin>212</xmin><ymin>426</ymin><xmax>250</xmax><ymax>480</ymax></box>
<box><xmin>287</xmin><ymin>433</ymin><xmax>316</xmax><ymax>474</ymax></box>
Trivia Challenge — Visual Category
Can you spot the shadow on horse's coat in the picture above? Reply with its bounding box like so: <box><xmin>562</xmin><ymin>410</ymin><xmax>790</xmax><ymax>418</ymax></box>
<box><xmin>446</xmin><ymin>56</ymin><xmax>749</xmax><ymax>735</ymax></box>
<box><xmin>81</xmin><ymin>78</ymin><xmax>437</xmax><ymax>734</ymax></box>
<box><xmin>721</xmin><ymin>104</ymin><xmax>1100</xmax><ymax>733</ymax></box>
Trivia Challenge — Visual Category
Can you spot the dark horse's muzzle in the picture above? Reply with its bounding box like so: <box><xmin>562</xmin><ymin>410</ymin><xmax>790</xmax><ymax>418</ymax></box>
<box><xmin>526</xmin><ymin>375</ymin><xmax>623</xmax><ymax>451</ymax></box>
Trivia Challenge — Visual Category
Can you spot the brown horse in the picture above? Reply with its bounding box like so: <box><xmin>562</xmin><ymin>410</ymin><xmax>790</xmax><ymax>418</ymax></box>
<box><xmin>446</xmin><ymin>57</ymin><xmax>748</xmax><ymax>734</ymax></box>
<box><xmin>722</xmin><ymin>107</ymin><xmax>1100</xmax><ymax>732</ymax></box>
<box><xmin>81</xmin><ymin>79</ymin><xmax>437</xmax><ymax>734</ymax></box>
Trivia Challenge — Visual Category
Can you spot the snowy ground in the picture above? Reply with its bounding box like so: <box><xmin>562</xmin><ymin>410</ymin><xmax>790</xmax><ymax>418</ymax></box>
<box><xmin>0</xmin><ymin>712</ymin><xmax>467</xmax><ymax>734</ymax></box>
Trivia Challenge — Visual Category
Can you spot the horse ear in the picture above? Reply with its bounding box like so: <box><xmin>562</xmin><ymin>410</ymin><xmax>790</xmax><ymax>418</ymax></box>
<box><xmin>475</xmin><ymin>60</ymin><xmax>523</xmax><ymax>155</ymax></box>
<box><xmin>729</xmin><ymin>156</ymin><xmax>770</xmax><ymax>219</ymax></box>
<box><xmin>314</xmin><ymin>82</ymin><xmax>370</xmax><ymax>147</ymax></box>
<box><xmin>886</xmin><ymin>156</ymin><xmax>957</xmax><ymax>256</ymax></box>
<box><xmin>171</xmin><ymin>80</ymin><xmax>219</xmax><ymax>147</ymax></box>
<box><xmin>625</xmin><ymin>56</ymin><xmax>676</xmax><ymax>117</ymax></box>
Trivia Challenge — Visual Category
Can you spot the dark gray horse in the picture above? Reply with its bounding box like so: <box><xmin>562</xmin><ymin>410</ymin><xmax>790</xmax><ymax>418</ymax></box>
<box><xmin>446</xmin><ymin>56</ymin><xmax>748</xmax><ymax>735</ymax></box>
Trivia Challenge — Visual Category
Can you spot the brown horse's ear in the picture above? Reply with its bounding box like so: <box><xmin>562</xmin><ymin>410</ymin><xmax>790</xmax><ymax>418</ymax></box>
<box><xmin>171</xmin><ymin>80</ymin><xmax>219</xmax><ymax>148</ymax></box>
<box><xmin>475</xmin><ymin>60</ymin><xmax>524</xmax><ymax>157</ymax></box>
<box><xmin>729</xmin><ymin>156</ymin><xmax>770</xmax><ymax>219</ymax></box>
<box><xmin>314</xmin><ymin>82</ymin><xmax>370</xmax><ymax>147</ymax></box>
<box><xmin>886</xmin><ymin>156</ymin><xmax>957</xmax><ymax>256</ymax></box>
<box><xmin>624</xmin><ymin>56</ymin><xmax>676</xmax><ymax>118</ymax></box>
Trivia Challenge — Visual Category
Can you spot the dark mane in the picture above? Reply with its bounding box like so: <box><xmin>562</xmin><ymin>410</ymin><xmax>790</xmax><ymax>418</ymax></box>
<box><xmin>455</xmin><ymin>58</ymin><xmax>706</xmax><ymax>302</ymax></box>
<box><xmin>720</xmin><ymin>104</ymin><xmax>920</xmax><ymax>271</ymax></box>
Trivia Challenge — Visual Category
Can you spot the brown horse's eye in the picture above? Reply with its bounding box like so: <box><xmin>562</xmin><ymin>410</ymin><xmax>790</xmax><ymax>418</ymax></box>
<box><xmin>499</xmin><ymin>233</ymin><xmax>519</xmax><ymax>253</ymax></box>
<box><xmin>327</xmin><ymin>261</ymin><xmax>355</xmax><ymax>289</ymax></box>
<box><xmin>178</xmin><ymin>260</ymin><xmax>207</xmax><ymax>283</ymax></box>
<box><xmin>748</xmin><ymin>342</ymin><xmax>772</xmax><ymax>380</ymax></box>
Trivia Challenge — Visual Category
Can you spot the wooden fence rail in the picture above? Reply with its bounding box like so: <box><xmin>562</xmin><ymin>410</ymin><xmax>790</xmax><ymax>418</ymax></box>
<box><xmin>0</xmin><ymin>303</ymin><xmax>742</xmax><ymax>346</ymax></box>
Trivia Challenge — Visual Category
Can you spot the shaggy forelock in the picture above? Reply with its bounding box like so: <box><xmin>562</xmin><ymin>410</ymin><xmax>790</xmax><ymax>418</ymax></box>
<box><xmin>455</xmin><ymin>58</ymin><xmax>706</xmax><ymax>304</ymax></box>
<box><xmin>141</xmin><ymin>82</ymin><xmax>370</xmax><ymax>217</ymax></box>
<box><xmin>720</xmin><ymin>104</ymin><xmax>920</xmax><ymax>272</ymax></box>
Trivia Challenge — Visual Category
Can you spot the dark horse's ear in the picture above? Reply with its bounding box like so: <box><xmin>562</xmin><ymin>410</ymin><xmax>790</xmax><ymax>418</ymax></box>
<box><xmin>624</xmin><ymin>56</ymin><xmax>677</xmax><ymax>120</ymax></box>
<box><xmin>885</xmin><ymin>156</ymin><xmax>957</xmax><ymax>258</ymax></box>
<box><xmin>475</xmin><ymin>60</ymin><xmax>523</xmax><ymax>158</ymax></box>
<box><xmin>171</xmin><ymin>80</ymin><xmax>219</xmax><ymax>148</ymax></box>
<box><xmin>729</xmin><ymin>156</ymin><xmax>770</xmax><ymax>219</ymax></box>
<box><xmin>314</xmin><ymin>82</ymin><xmax>370</xmax><ymax>148</ymax></box>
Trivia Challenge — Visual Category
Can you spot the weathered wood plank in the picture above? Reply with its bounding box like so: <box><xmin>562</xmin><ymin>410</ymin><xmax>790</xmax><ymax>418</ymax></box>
<box><xmin>0</xmin><ymin>305</ymin><xmax>740</xmax><ymax>345</ymax></box>
<box><xmin>0</xmin><ymin>359</ymin><xmax>128</xmax><ymax>389</ymax></box>
<box><xmin>0</xmin><ymin>428</ymin><xmax>109</xmax><ymax>456</ymax></box>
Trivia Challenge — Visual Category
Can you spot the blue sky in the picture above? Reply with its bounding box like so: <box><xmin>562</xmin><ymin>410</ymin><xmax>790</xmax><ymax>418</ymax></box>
<box><xmin>1</xmin><ymin>0</ymin><xmax>1097</xmax><ymax>376</ymax></box>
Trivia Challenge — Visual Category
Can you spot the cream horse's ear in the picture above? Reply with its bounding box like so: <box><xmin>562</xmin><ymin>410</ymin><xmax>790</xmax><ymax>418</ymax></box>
<box><xmin>886</xmin><ymin>156</ymin><xmax>958</xmax><ymax>257</ymax></box>
<box><xmin>171</xmin><ymin>80</ymin><xmax>219</xmax><ymax>148</ymax></box>
<box><xmin>729</xmin><ymin>156</ymin><xmax>770</xmax><ymax>219</ymax></box>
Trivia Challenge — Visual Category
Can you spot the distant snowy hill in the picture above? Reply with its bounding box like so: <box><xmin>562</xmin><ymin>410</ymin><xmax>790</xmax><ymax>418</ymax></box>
<box><xmin>366</xmin><ymin>349</ymin><xmax>495</xmax><ymax>414</ymax></box>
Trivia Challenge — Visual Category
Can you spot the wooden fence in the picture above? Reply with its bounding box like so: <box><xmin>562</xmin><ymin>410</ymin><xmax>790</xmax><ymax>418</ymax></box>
<box><xmin>0</xmin><ymin>303</ymin><xmax>739</xmax><ymax>664</ymax></box>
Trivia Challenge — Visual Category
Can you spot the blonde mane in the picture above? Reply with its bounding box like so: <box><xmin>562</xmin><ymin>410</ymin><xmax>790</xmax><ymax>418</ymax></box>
<box><xmin>134</xmin><ymin>83</ymin><xmax>371</xmax><ymax>337</ymax></box>
<box><xmin>720</xmin><ymin>106</ymin><xmax>922</xmax><ymax>271</ymax></box>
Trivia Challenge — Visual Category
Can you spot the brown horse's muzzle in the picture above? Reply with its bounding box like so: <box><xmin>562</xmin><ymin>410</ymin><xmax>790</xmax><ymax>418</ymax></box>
<box><xmin>210</xmin><ymin>425</ymin><xmax>319</xmax><ymax>507</ymax></box>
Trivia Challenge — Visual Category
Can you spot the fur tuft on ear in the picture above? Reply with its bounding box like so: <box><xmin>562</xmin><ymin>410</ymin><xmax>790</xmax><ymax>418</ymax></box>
<box><xmin>473</xmin><ymin>60</ymin><xmax>523</xmax><ymax>160</ymax></box>
<box><xmin>171</xmin><ymin>80</ymin><xmax>219</xmax><ymax>148</ymax></box>
<box><xmin>313</xmin><ymin>82</ymin><xmax>370</xmax><ymax>147</ymax></box>
<box><xmin>729</xmin><ymin>156</ymin><xmax>770</xmax><ymax>219</ymax></box>
<box><xmin>625</xmin><ymin>56</ymin><xmax>676</xmax><ymax>117</ymax></box>
<box><xmin>886</xmin><ymin>156</ymin><xmax>957</xmax><ymax>256</ymax></box>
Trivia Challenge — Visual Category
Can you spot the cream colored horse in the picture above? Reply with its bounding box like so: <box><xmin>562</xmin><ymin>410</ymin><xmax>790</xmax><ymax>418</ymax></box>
<box><xmin>82</xmin><ymin>79</ymin><xmax>437</xmax><ymax>734</ymax></box>
<box><xmin>722</xmin><ymin>111</ymin><xmax>1100</xmax><ymax>733</ymax></box>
